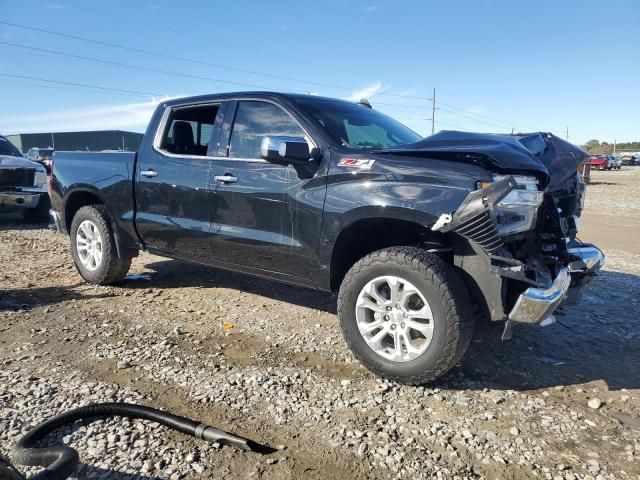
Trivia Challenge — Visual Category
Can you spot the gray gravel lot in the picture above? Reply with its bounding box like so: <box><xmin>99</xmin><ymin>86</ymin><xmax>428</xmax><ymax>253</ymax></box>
<box><xmin>1</xmin><ymin>168</ymin><xmax>639</xmax><ymax>479</ymax></box>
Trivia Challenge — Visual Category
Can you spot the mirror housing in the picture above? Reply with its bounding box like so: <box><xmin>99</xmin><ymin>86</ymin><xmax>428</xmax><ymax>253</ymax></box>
<box><xmin>261</xmin><ymin>136</ymin><xmax>311</xmax><ymax>164</ymax></box>
<box><xmin>261</xmin><ymin>136</ymin><xmax>319</xmax><ymax>178</ymax></box>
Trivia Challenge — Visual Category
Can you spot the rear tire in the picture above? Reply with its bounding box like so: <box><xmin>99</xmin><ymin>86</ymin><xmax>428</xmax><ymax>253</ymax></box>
<box><xmin>337</xmin><ymin>247</ymin><xmax>474</xmax><ymax>385</ymax></box>
<box><xmin>70</xmin><ymin>205</ymin><xmax>132</xmax><ymax>285</ymax></box>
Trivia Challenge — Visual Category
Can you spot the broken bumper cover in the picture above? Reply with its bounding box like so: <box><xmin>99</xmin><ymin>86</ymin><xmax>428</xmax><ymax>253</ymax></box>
<box><xmin>508</xmin><ymin>245</ymin><xmax>605</xmax><ymax>325</ymax></box>
<box><xmin>508</xmin><ymin>267</ymin><xmax>571</xmax><ymax>324</ymax></box>
<box><xmin>567</xmin><ymin>244</ymin><xmax>605</xmax><ymax>274</ymax></box>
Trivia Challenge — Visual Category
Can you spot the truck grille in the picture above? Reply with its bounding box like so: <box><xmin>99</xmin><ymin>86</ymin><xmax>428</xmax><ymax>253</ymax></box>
<box><xmin>0</xmin><ymin>168</ymin><xmax>35</xmax><ymax>188</ymax></box>
<box><xmin>453</xmin><ymin>212</ymin><xmax>503</xmax><ymax>254</ymax></box>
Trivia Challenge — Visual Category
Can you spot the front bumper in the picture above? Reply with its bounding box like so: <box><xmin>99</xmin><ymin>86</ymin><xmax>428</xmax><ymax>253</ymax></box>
<box><xmin>0</xmin><ymin>191</ymin><xmax>43</xmax><ymax>209</ymax></box>
<box><xmin>508</xmin><ymin>244</ymin><xmax>605</xmax><ymax>326</ymax></box>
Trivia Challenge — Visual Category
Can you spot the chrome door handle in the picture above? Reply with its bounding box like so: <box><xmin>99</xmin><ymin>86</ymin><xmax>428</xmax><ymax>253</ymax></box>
<box><xmin>141</xmin><ymin>169</ymin><xmax>158</xmax><ymax>178</ymax></box>
<box><xmin>214</xmin><ymin>174</ymin><xmax>238</xmax><ymax>184</ymax></box>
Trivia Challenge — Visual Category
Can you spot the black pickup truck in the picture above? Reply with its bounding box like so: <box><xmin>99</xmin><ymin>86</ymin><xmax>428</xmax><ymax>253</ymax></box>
<box><xmin>50</xmin><ymin>92</ymin><xmax>604</xmax><ymax>384</ymax></box>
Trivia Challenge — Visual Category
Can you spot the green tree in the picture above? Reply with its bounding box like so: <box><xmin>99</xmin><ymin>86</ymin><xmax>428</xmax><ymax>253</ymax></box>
<box><xmin>584</xmin><ymin>139</ymin><xmax>600</xmax><ymax>151</ymax></box>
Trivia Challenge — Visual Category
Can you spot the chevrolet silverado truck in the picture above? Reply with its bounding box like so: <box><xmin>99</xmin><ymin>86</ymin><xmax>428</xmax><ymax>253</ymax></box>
<box><xmin>0</xmin><ymin>135</ymin><xmax>51</xmax><ymax>222</ymax></box>
<box><xmin>49</xmin><ymin>92</ymin><xmax>604</xmax><ymax>384</ymax></box>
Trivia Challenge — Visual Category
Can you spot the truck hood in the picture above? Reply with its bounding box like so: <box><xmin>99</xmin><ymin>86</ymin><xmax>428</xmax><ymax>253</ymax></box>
<box><xmin>0</xmin><ymin>154</ymin><xmax>45</xmax><ymax>172</ymax></box>
<box><xmin>374</xmin><ymin>131</ymin><xmax>588</xmax><ymax>189</ymax></box>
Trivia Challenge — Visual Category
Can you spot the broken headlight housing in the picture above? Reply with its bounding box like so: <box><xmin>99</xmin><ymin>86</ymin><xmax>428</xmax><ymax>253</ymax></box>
<box><xmin>490</xmin><ymin>175</ymin><xmax>543</xmax><ymax>236</ymax></box>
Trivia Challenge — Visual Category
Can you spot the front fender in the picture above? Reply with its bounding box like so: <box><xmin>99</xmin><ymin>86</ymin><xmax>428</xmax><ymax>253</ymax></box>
<box><xmin>318</xmin><ymin>156</ymin><xmax>490</xmax><ymax>283</ymax></box>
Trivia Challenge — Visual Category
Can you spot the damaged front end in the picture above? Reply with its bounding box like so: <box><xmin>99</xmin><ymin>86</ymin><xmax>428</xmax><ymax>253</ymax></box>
<box><xmin>426</xmin><ymin>133</ymin><xmax>604</xmax><ymax>339</ymax></box>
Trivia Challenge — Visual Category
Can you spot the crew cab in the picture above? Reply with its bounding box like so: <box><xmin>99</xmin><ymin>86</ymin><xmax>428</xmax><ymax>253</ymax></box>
<box><xmin>0</xmin><ymin>135</ymin><xmax>51</xmax><ymax>222</ymax></box>
<box><xmin>49</xmin><ymin>92</ymin><xmax>604</xmax><ymax>384</ymax></box>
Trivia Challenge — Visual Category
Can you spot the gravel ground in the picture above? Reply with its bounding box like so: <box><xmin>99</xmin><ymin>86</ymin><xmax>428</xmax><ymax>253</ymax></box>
<box><xmin>1</xmin><ymin>168</ymin><xmax>639</xmax><ymax>480</ymax></box>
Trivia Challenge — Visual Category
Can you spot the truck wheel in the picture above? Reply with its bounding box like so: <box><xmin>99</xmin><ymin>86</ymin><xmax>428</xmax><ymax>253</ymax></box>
<box><xmin>22</xmin><ymin>195</ymin><xmax>51</xmax><ymax>223</ymax></box>
<box><xmin>338</xmin><ymin>247</ymin><xmax>473</xmax><ymax>385</ymax></box>
<box><xmin>70</xmin><ymin>205</ymin><xmax>132</xmax><ymax>285</ymax></box>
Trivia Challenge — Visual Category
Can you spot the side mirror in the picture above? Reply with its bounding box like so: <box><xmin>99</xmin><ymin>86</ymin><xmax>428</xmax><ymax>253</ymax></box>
<box><xmin>261</xmin><ymin>136</ymin><xmax>311</xmax><ymax>164</ymax></box>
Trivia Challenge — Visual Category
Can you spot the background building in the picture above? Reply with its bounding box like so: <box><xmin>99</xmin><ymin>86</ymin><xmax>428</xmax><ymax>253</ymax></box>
<box><xmin>5</xmin><ymin>130</ymin><xmax>144</xmax><ymax>153</ymax></box>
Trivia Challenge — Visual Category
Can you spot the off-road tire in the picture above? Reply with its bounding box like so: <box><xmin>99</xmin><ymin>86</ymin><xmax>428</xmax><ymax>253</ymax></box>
<box><xmin>70</xmin><ymin>204</ymin><xmax>132</xmax><ymax>284</ymax></box>
<box><xmin>337</xmin><ymin>247</ymin><xmax>474</xmax><ymax>385</ymax></box>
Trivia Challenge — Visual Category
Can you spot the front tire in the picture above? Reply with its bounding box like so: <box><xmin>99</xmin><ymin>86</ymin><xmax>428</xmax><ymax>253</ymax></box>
<box><xmin>70</xmin><ymin>205</ymin><xmax>131</xmax><ymax>285</ymax></box>
<box><xmin>337</xmin><ymin>247</ymin><xmax>474</xmax><ymax>385</ymax></box>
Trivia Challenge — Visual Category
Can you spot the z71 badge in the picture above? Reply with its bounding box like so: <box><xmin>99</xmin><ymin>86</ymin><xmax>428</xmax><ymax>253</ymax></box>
<box><xmin>337</xmin><ymin>158</ymin><xmax>375</xmax><ymax>169</ymax></box>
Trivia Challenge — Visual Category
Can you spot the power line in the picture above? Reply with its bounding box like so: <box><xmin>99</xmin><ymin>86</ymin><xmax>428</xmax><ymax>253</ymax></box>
<box><xmin>0</xmin><ymin>21</ymin><xmax>544</xmax><ymax>131</ymax></box>
<box><xmin>64</xmin><ymin>3</ymin><xmax>387</xmax><ymax>83</ymax></box>
<box><xmin>0</xmin><ymin>21</ymin><xmax>435</xmax><ymax>103</ymax></box>
<box><xmin>0</xmin><ymin>41</ymin><xmax>273</xmax><ymax>91</ymax></box>
<box><xmin>436</xmin><ymin>104</ymin><xmax>516</xmax><ymax>130</ymax></box>
<box><xmin>0</xmin><ymin>72</ymin><xmax>165</xmax><ymax>97</ymax></box>
<box><xmin>436</xmin><ymin>99</ymin><xmax>534</xmax><ymax>130</ymax></box>
<box><xmin>0</xmin><ymin>79</ymin><xmax>153</xmax><ymax>98</ymax></box>
<box><xmin>0</xmin><ymin>40</ymin><xmax>549</xmax><ymax>133</ymax></box>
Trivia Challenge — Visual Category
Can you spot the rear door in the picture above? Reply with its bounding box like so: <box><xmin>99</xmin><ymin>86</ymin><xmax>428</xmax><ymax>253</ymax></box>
<box><xmin>135</xmin><ymin>101</ymin><xmax>226</xmax><ymax>256</ymax></box>
<box><xmin>209</xmin><ymin>99</ymin><xmax>319</xmax><ymax>279</ymax></box>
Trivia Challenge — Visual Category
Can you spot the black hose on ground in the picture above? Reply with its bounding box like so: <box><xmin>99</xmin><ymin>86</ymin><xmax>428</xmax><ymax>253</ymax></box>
<box><xmin>11</xmin><ymin>402</ymin><xmax>273</xmax><ymax>480</ymax></box>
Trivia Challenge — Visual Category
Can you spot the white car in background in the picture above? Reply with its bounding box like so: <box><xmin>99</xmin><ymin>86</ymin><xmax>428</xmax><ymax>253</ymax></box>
<box><xmin>608</xmin><ymin>155</ymin><xmax>622</xmax><ymax>170</ymax></box>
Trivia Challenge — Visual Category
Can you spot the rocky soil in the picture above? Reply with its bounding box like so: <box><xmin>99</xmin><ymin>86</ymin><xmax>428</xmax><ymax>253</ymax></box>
<box><xmin>1</xmin><ymin>168</ymin><xmax>639</xmax><ymax>479</ymax></box>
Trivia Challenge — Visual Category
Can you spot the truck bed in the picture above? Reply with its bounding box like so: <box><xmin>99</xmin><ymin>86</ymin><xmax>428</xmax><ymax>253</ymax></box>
<box><xmin>50</xmin><ymin>151</ymin><xmax>139</xmax><ymax>248</ymax></box>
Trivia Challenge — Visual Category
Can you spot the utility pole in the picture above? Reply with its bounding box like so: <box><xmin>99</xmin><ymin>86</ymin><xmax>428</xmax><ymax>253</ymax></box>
<box><xmin>51</xmin><ymin>132</ymin><xmax>55</xmax><ymax>149</ymax></box>
<box><xmin>431</xmin><ymin>87</ymin><xmax>436</xmax><ymax>135</ymax></box>
<box><xmin>122</xmin><ymin>136</ymin><xmax>125</xmax><ymax>151</ymax></box>
<box><xmin>613</xmin><ymin>138</ymin><xmax>617</xmax><ymax>154</ymax></box>
<box><xmin>565</xmin><ymin>126</ymin><xmax>569</xmax><ymax>141</ymax></box>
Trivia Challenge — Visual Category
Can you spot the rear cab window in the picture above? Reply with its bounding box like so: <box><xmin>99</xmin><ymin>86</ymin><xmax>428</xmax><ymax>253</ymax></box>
<box><xmin>158</xmin><ymin>103</ymin><xmax>222</xmax><ymax>157</ymax></box>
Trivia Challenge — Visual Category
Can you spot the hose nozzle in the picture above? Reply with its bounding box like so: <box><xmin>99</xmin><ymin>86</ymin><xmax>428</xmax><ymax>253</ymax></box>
<box><xmin>196</xmin><ymin>425</ymin><xmax>276</xmax><ymax>454</ymax></box>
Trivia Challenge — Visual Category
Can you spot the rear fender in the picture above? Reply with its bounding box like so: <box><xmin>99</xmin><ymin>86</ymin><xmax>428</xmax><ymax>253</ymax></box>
<box><xmin>63</xmin><ymin>186</ymin><xmax>133</xmax><ymax>260</ymax></box>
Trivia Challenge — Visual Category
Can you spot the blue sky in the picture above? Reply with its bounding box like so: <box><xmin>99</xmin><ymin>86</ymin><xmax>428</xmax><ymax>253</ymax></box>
<box><xmin>0</xmin><ymin>0</ymin><xmax>638</xmax><ymax>145</ymax></box>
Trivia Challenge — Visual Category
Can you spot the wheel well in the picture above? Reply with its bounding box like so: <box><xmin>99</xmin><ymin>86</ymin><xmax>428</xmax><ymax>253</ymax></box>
<box><xmin>329</xmin><ymin>218</ymin><xmax>451</xmax><ymax>291</ymax></box>
<box><xmin>64</xmin><ymin>191</ymin><xmax>103</xmax><ymax>231</ymax></box>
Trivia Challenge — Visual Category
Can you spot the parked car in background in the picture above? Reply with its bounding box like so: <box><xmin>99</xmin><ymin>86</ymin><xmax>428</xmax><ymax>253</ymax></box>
<box><xmin>26</xmin><ymin>147</ymin><xmax>54</xmax><ymax>173</ymax></box>
<box><xmin>49</xmin><ymin>91</ymin><xmax>604</xmax><ymax>385</ymax></box>
<box><xmin>0</xmin><ymin>135</ymin><xmax>51</xmax><ymax>222</ymax></box>
<box><xmin>589</xmin><ymin>154</ymin><xmax>609</xmax><ymax>170</ymax></box>
<box><xmin>621</xmin><ymin>155</ymin><xmax>639</xmax><ymax>166</ymax></box>
<box><xmin>608</xmin><ymin>155</ymin><xmax>622</xmax><ymax>170</ymax></box>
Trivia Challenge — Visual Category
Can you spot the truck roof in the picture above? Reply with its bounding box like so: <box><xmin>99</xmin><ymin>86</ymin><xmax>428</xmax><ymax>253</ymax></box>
<box><xmin>162</xmin><ymin>91</ymin><xmax>355</xmax><ymax>107</ymax></box>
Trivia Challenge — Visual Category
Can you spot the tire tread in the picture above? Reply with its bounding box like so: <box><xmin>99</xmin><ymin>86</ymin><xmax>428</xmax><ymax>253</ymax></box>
<box><xmin>70</xmin><ymin>204</ymin><xmax>131</xmax><ymax>285</ymax></box>
<box><xmin>337</xmin><ymin>246</ymin><xmax>474</xmax><ymax>385</ymax></box>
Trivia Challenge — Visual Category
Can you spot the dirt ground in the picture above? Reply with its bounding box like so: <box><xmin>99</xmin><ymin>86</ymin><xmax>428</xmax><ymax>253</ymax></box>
<box><xmin>1</xmin><ymin>168</ymin><xmax>639</xmax><ymax>479</ymax></box>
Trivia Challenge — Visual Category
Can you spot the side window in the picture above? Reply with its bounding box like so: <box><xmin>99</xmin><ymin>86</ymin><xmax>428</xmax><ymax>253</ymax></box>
<box><xmin>228</xmin><ymin>101</ymin><xmax>304</xmax><ymax>159</ymax></box>
<box><xmin>160</xmin><ymin>104</ymin><xmax>220</xmax><ymax>156</ymax></box>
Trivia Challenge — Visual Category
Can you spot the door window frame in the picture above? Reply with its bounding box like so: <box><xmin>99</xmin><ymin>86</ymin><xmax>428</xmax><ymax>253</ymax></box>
<box><xmin>152</xmin><ymin>101</ymin><xmax>226</xmax><ymax>160</ymax></box>
<box><xmin>220</xmin><ymin>99</ymin><xmax>317</xmax><ymax>164</ymax></box>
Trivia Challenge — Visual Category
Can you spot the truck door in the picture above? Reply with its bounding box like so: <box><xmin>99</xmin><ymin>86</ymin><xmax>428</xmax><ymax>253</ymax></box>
<box><xmin>209</xmin><ymin>99</ymin><xmax>323</xmax><ymax>283</ymax></box>
<box><xmin>135</xmin><ymin>101</ymin><xmax>226</xmax><ymax>256</ymax></box>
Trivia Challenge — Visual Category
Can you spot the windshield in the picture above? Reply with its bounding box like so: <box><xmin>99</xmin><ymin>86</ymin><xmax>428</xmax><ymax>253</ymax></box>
<box><xmin>0</xmin><ymin>136</ymin><xmax>22</xmax><ymax>157</ymax></box>
<box><xmin>295</xmin><ymin>98</ymin><xmax>421</xmax><ymax>150</ymax></box>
